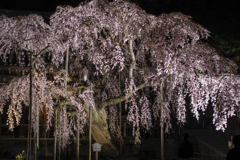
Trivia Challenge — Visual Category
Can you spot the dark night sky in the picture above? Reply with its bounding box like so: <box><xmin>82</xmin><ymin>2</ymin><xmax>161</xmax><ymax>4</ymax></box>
<box><xmin>0</xmin><ymin>0</ymin><xmax>239</xmax><ymax>33</ymax></box>
<box><xmin>0</xmin><ymin>0</ymin><xmax>239</xmax><ymax>35</ymax></box>
<box><xmin>0</xmin><ymin>0</ymin><xmax>240</xmax><ymax>56</ymax></box>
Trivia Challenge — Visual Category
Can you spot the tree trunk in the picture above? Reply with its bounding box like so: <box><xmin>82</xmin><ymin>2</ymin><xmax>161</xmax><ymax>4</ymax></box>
<box><xmin>91</xmin><ymin>107</ymin><xmax>119</xmax><ymax>158</ymax></box>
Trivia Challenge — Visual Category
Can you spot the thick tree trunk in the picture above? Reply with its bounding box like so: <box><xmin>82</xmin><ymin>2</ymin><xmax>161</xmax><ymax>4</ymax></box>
<box><xmin>91</xmin><ymin>107</ymin><xmax>119</xmax><ymax>158</ymax></box>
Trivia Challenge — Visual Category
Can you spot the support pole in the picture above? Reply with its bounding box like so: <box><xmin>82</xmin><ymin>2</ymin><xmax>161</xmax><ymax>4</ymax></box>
<box><xmin>27</xmin><ymin>53</ymin><xmax>33</xmax><ymax>160</ymax></box>
<box><xmin>77</xmin><ymin>126</ymin><xmax>80</xmax><ymax>160</ymax></box>
<box><xmin>37</xmin><ymin>106</ymin><xmax>39</xmax><ymax>160</ymax></box>
<box><xmin>58</xmin><ymin>108</ymin><xmax>61</xmax><ymax>160</ymax></box>
<box><xmin>89</xmin><ymin>84</ymin><xmax>93</xmax><ymax>160</ymax></box>
<box><xmin>65</xmin><ymin>47</ymin><xmax>69</xmax><ymax>90</ymax></box>
<box><xmin>160</xmin><ymin>87</ymin><xmax>164</xmax><ymax>160</ymax></box>
<box><xmin>119</xmin><ymin>72</ymin><xmax>122</xmax><ymax>155</ymax></box>
<box><xmin>77</xmin><ymin>89</ymin><xmax>81</xmax><ymax>160</ymax></box>
<box><xmin>63</xmin><ymin>104</ymin><xmax>66</xmax><ymax>159</ymax></box>
<box><xmin>54</xmin><ymin>110</ymin><xmax>58</xmax><ymax>160</ymax></box>
<box><xmin>59</xmin><ymin>46</ymin><xmax>69</xmax><ymax>160</ymax></box>
<box><xmin>35</xmin><ymin>102</ymin><xmax>39</xmax><ymax>160</ymax></box>
<box><xmin>95</xmin><ymin>152</ymin><xmax>98</xmax><ymax>160</ymax></box>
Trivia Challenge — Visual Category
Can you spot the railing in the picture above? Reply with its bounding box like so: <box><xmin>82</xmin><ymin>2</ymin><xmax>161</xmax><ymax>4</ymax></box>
<box><xmin>199</xmin><ymin>116</ymin><xmax>240</xmax><ymax>143</ymax></box>
<box><xmin>0</xmin><ymin>65</ymin><xmax>30</xmax><ymax>82</ymax></box>
<box><xmin>0</xmin><ymin>122</ymin><xmax>229</xmax><ymax>159</ymax></box>
<box><xmin>0</xmin><ymin>123</ymin><xmax>55</xmax><ymax>139</ymax></box>
<box><xmin>130</xmin><ymin>151</ymin><xmax>226</xmax><ymax>160</ymax></box>
<box><xmin>122</xmin><ymin>122</ymin><xmax>181</xmax><ymax>140</ymax></box>
<box><xmin>166</xmin><ymin>151</ymin><xmax>226</xmax><ymax>160</ymax></box>
<box><xmin>182</xmin><ymin>129</ymin><xmax>227</xmax><ymax>159</ymax></box>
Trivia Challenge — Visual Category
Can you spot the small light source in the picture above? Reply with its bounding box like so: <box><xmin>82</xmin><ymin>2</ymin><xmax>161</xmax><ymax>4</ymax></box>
<box><xmin>81</xmin><ymin>67</ymin><xmax>88</xmax><ymax>82</ymax></box>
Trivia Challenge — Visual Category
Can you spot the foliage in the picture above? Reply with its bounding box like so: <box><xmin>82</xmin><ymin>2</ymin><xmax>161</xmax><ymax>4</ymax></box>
<box><xmin>15</xmin><ymin>153</ymin><xmax>23</xmax><ymax>160</ymax></box>
<box><xmin>0</xmin><ymin>0</ymin><xmax>239</xmax><ymax>154</ymax></box>
<box><xmin>45</xmin><ymin>152</ymin><xmax>53</xmax><ymax>157</ymax></box>
<box><xmin>209</xmin><ymin>33</ymin><xmax>240</xmax><ymax>55</ymax></box>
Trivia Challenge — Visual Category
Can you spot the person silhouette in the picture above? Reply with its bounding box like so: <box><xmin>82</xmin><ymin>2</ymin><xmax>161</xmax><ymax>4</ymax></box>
<box><xmin>178</xmin><ymin>133</ymin><xmax>193</xmax><ymax>159</ymax></box>
<box><xmin>228</xmin><ymin>135</ymin><xmax>235</xmax><ymax>149</ymax></box>
<box><xmin>226</xmin><ymin>135</ymin><xmax>240</xmax><ymax>160</ymax></box>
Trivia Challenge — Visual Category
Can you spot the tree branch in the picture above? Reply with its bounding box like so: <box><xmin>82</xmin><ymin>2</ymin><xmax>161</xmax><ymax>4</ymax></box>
<box><xmin>129</xmin><ymin>38</ymin><xmax>136</xmax><ymax>93</ymax></box>
<box><xmin>100</xmin><ymin>83</ymin><xmax>151</xmax><ymax>109</ymax></box>
<box><xmin>33</xmin><ymin>45</ymin><xmax>51</xmax><ymax>64</ymax></box>
<box><xmin>197</xmin><ymin>73</ymin><xmax>240</xmax><ymax>78</ymax></box>
<box><xmin>98</xmin><ymin>38</ymin><xmax>141</xmax><ymax>109</ymax></box>
<box><xmin>18</xmin><ymin>43</ymin><xmax>30</xmax><ymax>52</ymax></box>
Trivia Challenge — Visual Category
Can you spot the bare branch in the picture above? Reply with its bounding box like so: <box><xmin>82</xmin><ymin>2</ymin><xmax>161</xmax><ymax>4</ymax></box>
<box><xmin>18</xmin><ymin>43</ymin><xmax>30</xmax><ymax>52</ymax></box>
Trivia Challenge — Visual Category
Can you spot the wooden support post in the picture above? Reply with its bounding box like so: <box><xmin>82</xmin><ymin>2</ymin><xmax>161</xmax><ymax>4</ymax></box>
<box><xmin>95</xmin><ymin>152</ymin><xmax>98</xmax><ymax>160</ymax></box>
<box><xmin>27</xmin><ymin>53</ymin><xmax>33</xmax><ymax>160</ymax></box>
<box><xmin>54</xmin><ymin>110</ymin><xmax>58</xmax><ymax>160</ymax></box>
<box><xmin>58</xmin><ymin>108</ymin><xmax>62</xmax><ymax>160</ymax></box>
<box><xmin>77</xmin><ymin>88</ymin><xmax>81</xmax><ymax>160</ymax></box>
<box><xmin>89</xmin><ymin>84</ymin><xmax>93</xmax><ymax>160</ymax></box>
<box><xmin>58</xmin><ymin>46</ymin><xmax>69</xmax><ymax>160</ymax></box>
<box><xmin>63</xmin><ymin>104</ymin><xmax>67</xmax><ymax>160</ymax></box>
<box><xmin>65</xmin><ymin>47</ymin><xmax>69</xmax><ymax>89</ymax></box>
<box><xmin>37</xmin><ymin>106</ymin><xmax>39</xmax><ymax>160</ymax></box>
<box><xmin>160</xmin><ymin>87</ymin><xmax>164</xmax><ymax>160</ymax></box>
<box><xmin>119</xmin><ymin>72</ymin><xmax>122</xmax><ymax>155</ymax></box>
<box><xmin>35</xmin><ymin>103</ymin><xmax>39</xmax><ymax>160</ymax></box>
<box><xmin>77</xmin><ymin>127</ymin><xmax>80</xmax><ymax>160</ymax></box>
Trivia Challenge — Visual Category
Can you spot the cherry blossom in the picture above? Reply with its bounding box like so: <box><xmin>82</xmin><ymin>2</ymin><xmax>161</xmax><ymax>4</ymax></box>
<box><xmin>0</xmin><ymin>0</ymin><xmax>239</xmax><ymax>153</ymax></box>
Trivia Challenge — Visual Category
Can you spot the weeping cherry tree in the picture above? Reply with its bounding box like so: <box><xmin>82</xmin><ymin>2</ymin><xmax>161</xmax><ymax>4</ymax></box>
<box><xmin>0</xmin><ymin>0</ymin><xmax>240</xmax><ymax>157</ymax></box>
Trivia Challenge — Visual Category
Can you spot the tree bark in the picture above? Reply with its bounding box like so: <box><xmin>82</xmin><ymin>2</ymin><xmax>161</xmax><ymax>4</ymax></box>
<box><xmin>90</xmin><ymin>107</ymin><xmax>119</xmax><ymax>158</ymax></box>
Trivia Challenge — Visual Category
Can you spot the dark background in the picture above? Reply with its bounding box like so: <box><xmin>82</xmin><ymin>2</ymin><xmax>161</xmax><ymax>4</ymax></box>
<box><xmin>0</xmin><ymin>0</ymin><xmax>239</xmax><ymax>30</ymax></box>
<box><xmin>0</xmin><ymin>0</ymin><xmax>240</xmax><ymax>58</ymax></box>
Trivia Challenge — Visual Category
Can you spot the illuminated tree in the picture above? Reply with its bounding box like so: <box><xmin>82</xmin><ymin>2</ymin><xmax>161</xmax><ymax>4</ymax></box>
<box><xmin>0</xmin><ymin>0</ymin><xmax>239</xmax><ymax>157</ymax></box>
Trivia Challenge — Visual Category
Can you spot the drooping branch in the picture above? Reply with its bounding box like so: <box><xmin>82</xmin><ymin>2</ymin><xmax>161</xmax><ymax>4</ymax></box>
<box><xmin>100</xmin><ymin>83</ymin><xmax>151</xmax><ymax>109</ymax></box>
